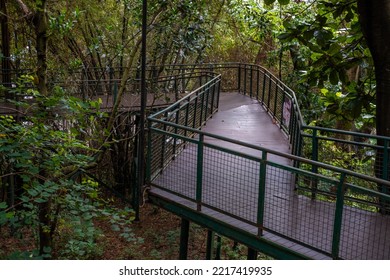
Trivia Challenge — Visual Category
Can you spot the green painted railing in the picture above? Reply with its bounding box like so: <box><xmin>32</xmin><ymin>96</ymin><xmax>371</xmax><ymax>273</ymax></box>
<box><xmin>148</xmin><ymin>71</ymin><xmax>221</xmax><ymax>179</ymax></box>
<box><xmin>152</xmin><ymin>63</ymin><xmax>390</xmax><ymax>205</ymax></box>
<box><xmin>147</xmin><ymin>63</ymin><xmax>390</xmax><ymax>259</ymax></box>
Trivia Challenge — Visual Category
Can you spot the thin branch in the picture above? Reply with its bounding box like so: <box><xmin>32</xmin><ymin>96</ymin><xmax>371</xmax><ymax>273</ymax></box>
<box><xmin>0</xmin><ymin>172</ymin><xmax>25</xmax><ymax>179</ymax></box>
<box><xmin>14</xmin><ymin>0</ymin><xmax>33</xmax><ymax>20</ymax></box>
<box><xmin>0</xmin><ymin>106</ymin><xmax>26</xmax><ymax>115</ymax></box>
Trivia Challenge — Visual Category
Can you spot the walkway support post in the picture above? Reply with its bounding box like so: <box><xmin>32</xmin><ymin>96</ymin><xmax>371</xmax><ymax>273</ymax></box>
<box><xmin>247</xmin><ymin>247</ymin><xmax>258</xmax><ymax>260</ymax></box>
<box><xmin>215</xmin><ymin>235</ymin><xmax>222</xmax><ymax>260</ymax></box>
<box><xmin>179</xmin><ymin>218</ymin><xmax>190</xmax><ymax>260</ymax></box>
<box><xmin>206</xmin><ymin>230</ymin><xmax>215</xmax><ymax>260</ymax></box>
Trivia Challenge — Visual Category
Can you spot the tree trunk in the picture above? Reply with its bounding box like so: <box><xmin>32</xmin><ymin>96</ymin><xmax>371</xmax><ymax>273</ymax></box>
<box><xmin>34</xmin><ymin>0</ymin><xmax>49</xmax><ymax>97</ymax></box>
<box><xmin>1</xmin><ymin>0</ymin><xmax>12</xmax><ymax>98</ymax></box>
<box><xmin>357</xmin><ymin>0</ymin><xmax>390</xmax><ymax>212</ymax></box>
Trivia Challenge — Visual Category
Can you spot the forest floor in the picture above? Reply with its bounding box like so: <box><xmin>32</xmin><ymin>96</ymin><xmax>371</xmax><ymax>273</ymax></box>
<box><xmin>0</xmin><ymin>201</ymin><xmax>267</xmax><ymax>260</ymax></box>
<box><xmin>98</xmin><ymin>202</ymin><xmax>259</xmax><ymax>260</ymax></box>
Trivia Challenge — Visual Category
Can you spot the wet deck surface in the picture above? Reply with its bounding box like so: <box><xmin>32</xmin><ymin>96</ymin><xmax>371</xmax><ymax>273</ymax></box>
<box><xmin>149</xmin><ymin>92</ymin><xmax>390</xmax><ymax>260</ymax></box>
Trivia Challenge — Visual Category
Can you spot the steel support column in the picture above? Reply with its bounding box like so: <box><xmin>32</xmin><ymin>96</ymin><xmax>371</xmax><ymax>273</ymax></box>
<box><xmin>247</xmin><ymin>247</ymin><xmax>258</xmax><ymax>260</ymax></box>
<box><xmin>206</xmin><ymin>230</ymin><xmax>215</xmax><ymax>260</ymax></box>
<box><xmin>179</xmin><ymin>218</ymin><xmax>190</xmax><ymax>260</ymax></box>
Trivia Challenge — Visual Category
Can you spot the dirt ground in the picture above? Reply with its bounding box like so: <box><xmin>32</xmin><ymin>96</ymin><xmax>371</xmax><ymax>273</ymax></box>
<box><xmin>99</xmin><ymin>202</ymin><xmax>254</xmax><ymax>260</ymax></box>
<box><xmin>0</xmin><ymin>201</ymin><xmax>270</xmax><ymax>260</ymax></box>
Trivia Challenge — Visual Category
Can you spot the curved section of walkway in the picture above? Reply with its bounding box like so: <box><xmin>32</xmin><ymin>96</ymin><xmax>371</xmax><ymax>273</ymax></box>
<box><xmin>149</xmin><ymin>92</ymin><xmax>390</xmax><ymax>260</ymax></box>
<box><xmin>202</xmin><ymin>92</ymin><xmax>290</xmax><ymax>164</ymax></box>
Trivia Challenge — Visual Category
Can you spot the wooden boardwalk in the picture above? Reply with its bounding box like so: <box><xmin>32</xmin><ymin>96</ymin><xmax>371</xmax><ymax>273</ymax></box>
<box><xmin>149</xmin><ymin>92</ymin><xmax>390</xmax><ymax>259</ymax></box>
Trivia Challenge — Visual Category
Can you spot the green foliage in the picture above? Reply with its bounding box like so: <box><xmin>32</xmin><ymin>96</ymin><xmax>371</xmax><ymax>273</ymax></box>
<box><xmin>273</xmin><ymin>0</ymin><xmax>376</xmax><ymax>130</ymax></box>
<box><xmin>0</xmin><ymin>76</ymin><xmax>137</xmax><ymax>259</ymax></box>
<box><xmin>5</xmin><ymin>247</ymin><xmax>52</xmax><ymax>260</ymax></box>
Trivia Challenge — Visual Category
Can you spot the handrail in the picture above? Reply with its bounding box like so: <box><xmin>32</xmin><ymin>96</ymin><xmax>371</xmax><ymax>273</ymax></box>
<box><xmin>150</xmin><ymin>118</ymin><xmax>390</xmax><ymax>188</ymax></box>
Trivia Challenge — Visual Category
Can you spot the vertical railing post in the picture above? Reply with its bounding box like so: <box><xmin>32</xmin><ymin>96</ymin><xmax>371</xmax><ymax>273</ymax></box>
<box><xmin>331</xmin><ymin>173</ymin><xmax>346</xmax><ymax>259</ymax></box>
<box><xmin>382</xmin><ymin>140</ymin><xmax>389</xmax><ymax>190</ymax></box>
<box><xmin>215</xmin><ymin>79</ymin><xmax>221</xmax><ymax>110</ymax></box>
<box><xmin>109</xmin><ymin>64</ymin><xmax>114</xmax><ymax>95</ymax></box>
<box><xmin>256</xmin><ymin>67</ymin><xmax>260</xmax><ymax>101</ymax></box>
<box><xmin>82</xmin><ymin>66</ymin><xmax>87</xmax><ymax>100</ymax></box>
<box><xmin>237</xmin><ymin>64</ymin><xmax>241</xmax><ymax>92</ymax></box>
<box><xmin>146</xmin><ymin>121</ymin><xmax>152</xmax><ymax>182</ymax></box>
<box><xmin>159</xmin><ymin>112</ymin><xmax>168</xmax><ymax>171</ymax></box>
<box><xmin>210</xmin><ymin>82</ymin><xmax>216</xmax><ymax>116</ymax></box>
<box><xmin>273</xmin><ymin>82</ymin><xmax>278</xmax><ymax>118</ymax></box>
<box><xmin>204</xmin><ymin>84</ymin><xmax>210</xmax><ymax>122</ymax></box>
<box><xmin>287</xmin><ymin>97</ymin><xmax>294</xmax><ymax>137</ymax></box>
<box><xmin>291</xmin><ymin>110</ymin><xmax>297</xmax><ymax>154</ymax></box>
<box><xmin>199</xmin><ymin>89</ymin><xmax>205</xmax><ymax>127</ymax></box>
<box><xmin>243</xmin><ymin>65</ymin><xmax>247</xmax><ymax>95</ymax></box>
<box><xmin>173</xmin><ymin>109</ymin><xmax>180</xmax><ymax>158</ymax></box>
<box><xmin>181</xmin><ymin>65</ymin><xmax>186</xmax><ymax>94</ymax></box>
<box><xmin>257</xmin><ymin>151</ymin><xmax>267</xmax><ymax>236</ymax></box>
<box><xmin>249</xmin><ymin>65</ymin><xmax>253</xmax><ymax>98</ymax></box>
<box><xmin>132</xmin><ymin>157</ymin><xmax>139</xmax><ymax>220</ymax></box>
<box><xmin>184</xmin><ymin>98</ymin><xmax>190</xmax><ymax>138</ymax></box>
<box><xmin>261</xmin><ymin>72</ymin><xmax>267</xmax><ymax>104</ymax></box>
<box><xmin>380</xmin><ymin>140</ymin><xmax>389</xmax><ymax>212</ymax></box>
<box><xmin>311</xmin><ymin>128</ymin><xmax>319</xmax><ymax>199</ymax></box>
<box><xmin>113</xmin><ymin>80</ymin><xmax>118</xmax><ymax>104</ymax></box>
<box><xmin>280</xmin><ymin>92</ymin><xmax>286</xmax><ymax>129</ymax></box>
<box><xmin>196</xmin><ymin>134</ymin><xmax>204</xmax><ymax>211</ymax></box>
<box><xmin>192</xmin><ymin>92</ymin><xmax>198</xmax><ymax>129</ymax></box>
<box><xmin>174</xmin><ymin>75</ymin><xmax>178</xmax><ymax>101</ymax></box>
<box><xmin>267</xmin><ymin>76</ymin><xmax>272</xmax><ymax>111</ymax></box>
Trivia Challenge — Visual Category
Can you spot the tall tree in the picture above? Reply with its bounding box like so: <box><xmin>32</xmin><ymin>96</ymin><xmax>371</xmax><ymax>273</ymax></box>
<box><xmin>357</xmin><ymin>1</ymin><xmax>390</xmax><ymax>140</ymax></box>
<box><xmin>15</xmin><ymin>0</ymin><xmax>51</xmax><ymax>255</ymax></box>
<box><xmin>1</xmin><ymin>0</ymin><xmax>12</xmax><ymax>98</ymax></box>
<box><xmin>357</xmin><ymin>1</ymin><xmax>390</xmax><ymax>207</ymax></box>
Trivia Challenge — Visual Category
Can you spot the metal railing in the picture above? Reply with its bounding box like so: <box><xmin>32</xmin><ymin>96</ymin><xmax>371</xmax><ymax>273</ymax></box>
<box><xmin>147</xmin><ymin>63</ymin><xmax>390</xmax><ymax>259</ymax></box>
<box><xmin>148</xmin><ymin>104</ymin><xmax>390</xmax><ymax>259</ymax></box>
<box><xmin>148</xmin><ymin>71</ymin><xmax>221</xmax><ymax>178</ymax></box>
<box><xmin>226</xmin><ymin>63</ymin><xmax>390</xmax><ymax>203</ymax></box>
<box><xmin>161</xmin><ymin>63</ymin><xmax>390</xmax><ymax>202</ymax></box>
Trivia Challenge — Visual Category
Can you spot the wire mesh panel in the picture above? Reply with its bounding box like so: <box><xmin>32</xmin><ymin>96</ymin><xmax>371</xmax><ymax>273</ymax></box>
<box><xmin>201</xmin><ymin>145</ymin><xmax>261</xmax><ymax>224</ymax></box>
<box><xmin>339</xmin><ymin>199</ymin><xmax>390</xmax><ymax>259</ymax></box>
<box><xmin>300</xmin><ymin>127</ymin><xmax>390</xmax><ymax>198</ymax></box>
<box><xmin>263</xmin><ymin>165</ymin><xmax>336</xmax><ymax>255</ymax></box>
<box><xmin>151</xmin><ymin>139</ymin><xmax>198</xmax><ymax>200</ymax></box>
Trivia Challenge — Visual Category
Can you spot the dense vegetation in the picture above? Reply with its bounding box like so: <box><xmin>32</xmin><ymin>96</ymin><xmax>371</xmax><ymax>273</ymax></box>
<box><xmin>1</xmin><ymin>0</ymin><xmax>389</xmax><ymax>259</ymax></box>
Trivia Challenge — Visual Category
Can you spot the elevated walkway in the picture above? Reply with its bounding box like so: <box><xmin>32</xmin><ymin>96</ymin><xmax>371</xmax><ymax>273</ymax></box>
<box><xmin>147</xmin><ymin>63</ymin><xmax>390</xmax><ymax>260</ymax></box>
<box><xmin>149</xmin><ymin>92</ymin><xmax>390</xmax><ymax>260</ymax></box>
